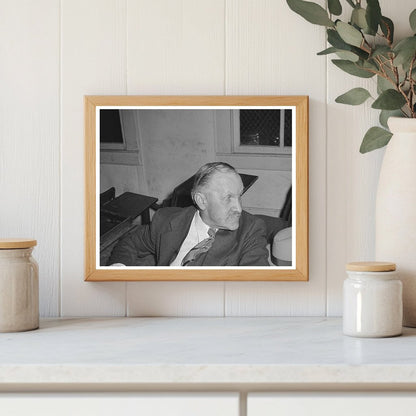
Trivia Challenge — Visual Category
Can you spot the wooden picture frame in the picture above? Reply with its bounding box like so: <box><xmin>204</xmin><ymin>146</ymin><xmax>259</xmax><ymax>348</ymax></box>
<box><xmin>85</xmin><ymin>96</ymin><xmax>308</xmax><ymax>281</ymax></box>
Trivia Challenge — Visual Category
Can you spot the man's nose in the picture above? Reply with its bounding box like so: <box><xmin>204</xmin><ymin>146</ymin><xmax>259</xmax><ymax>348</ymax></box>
<box><xmin>233</xmin><ymin>198</ymin><xmax>242</xmax><ymax>213</ymax></box>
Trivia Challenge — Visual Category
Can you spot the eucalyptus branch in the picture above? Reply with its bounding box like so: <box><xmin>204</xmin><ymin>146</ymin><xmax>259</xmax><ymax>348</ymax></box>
<box><xmin>378</xmin><ymin>20</ymin><xmax>393</xmax><ymax>48</ymax></box>
<box><xmin>375</xmin><ymin>57</ymin><xmax>399</xmax><ymax>89</ymax></box>
<box><xmin>397</xmin><ymin>82</ymin><xmax>413</xmax><ymax>117</ymax></box>
<box><xmin>408</xmin><ymin>55</ymin><xmax>416</xmax><ymax>117</ymax></box>
<box><xmin>286</xmin><ymin>0</ymin><xmax>416</xmax><ymax>151</ymax></box>
<box><xmin>400</xmin><ymin>108</ymin><xmax>408</xmax><ymax>117</ymax></box>
<box><xmin>374</xmin><ymin>56</ymin><xmax>386</xmax><ymax>72</ymax></box>
<box><xmin>357</xmin><ymin>64</ymin><xmax>382</xmax><ymax>78</ymax></box>
<box><xmin>390</xmin><ymin>58</ymin><xmax>400</xmax><ymax>86</ymax></box>
<box><xmin>362</xmin><ymin>37</ymin><xmax>373</xmax><ymax>53</ymax></box>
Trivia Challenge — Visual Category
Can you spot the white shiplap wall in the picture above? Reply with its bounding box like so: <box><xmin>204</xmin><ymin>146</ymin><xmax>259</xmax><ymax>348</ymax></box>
<box><xmin>1</xmin><ymin>0</ymin><xmax>412</xmax><ymax>317</ymax></box>
<box><xmin>0</xmin><ymin>1</ymin><xmax>61</xmax><ymax>316</ymax></box>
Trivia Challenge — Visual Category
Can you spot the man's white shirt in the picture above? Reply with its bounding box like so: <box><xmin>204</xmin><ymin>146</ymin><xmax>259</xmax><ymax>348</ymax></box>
<box><xmin>170</xmin><ymin>211</ymin><xmax>213</xmax><ymax>266</ymax></box>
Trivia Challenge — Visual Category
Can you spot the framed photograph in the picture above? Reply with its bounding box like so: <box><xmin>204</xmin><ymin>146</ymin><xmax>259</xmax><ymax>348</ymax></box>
<box><xmin>85</xmin><ymin>96</ymin><xmax>308</xmax><ymax>281</ymax></box>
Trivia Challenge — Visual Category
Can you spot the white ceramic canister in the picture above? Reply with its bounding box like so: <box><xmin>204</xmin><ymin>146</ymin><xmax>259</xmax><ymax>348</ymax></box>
<box><xmin>343</xmin><ymin>262</ymin><xmax>402</xmax><ymax>338</ymax></box>
<box><xmin>0</xmin><ymin>239</ymin><xmax>39</xmax><ymax>332</ymax></box>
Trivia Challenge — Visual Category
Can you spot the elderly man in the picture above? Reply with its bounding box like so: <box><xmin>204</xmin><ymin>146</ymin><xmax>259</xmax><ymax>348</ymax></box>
<box><xmin>108</xmin><ymin>162</ymin><xmax>269</xmax><ymax>266</ymax></box>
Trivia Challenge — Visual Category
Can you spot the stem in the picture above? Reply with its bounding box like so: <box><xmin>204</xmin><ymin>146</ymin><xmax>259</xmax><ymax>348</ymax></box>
<box><xmin>397</xmin><ymin>79</ymin><xmax>413</xmax><ymax>118</ymax></box>
<box><xmin>390</xmin><ymin>58</ymin><xmax>400</xmax><ymax>85</ymax></box>
<box><xmin>408</xmin><ymin>55</ymin><xmax>416</xmax><ymax>117</ymax></box>
<box><xmin>379</xmin><ymin>19</ymin><xmax>393</xmax><ymax>48</ymax></box>
<box><xmin>375</xmin><ymin>56</ymin><xmax>399</xmax><ymax>89</ymax></box>
<box><xmin>362</xmin><ymin>37</ymin><xmax>372</xmax><ymax>54</ymax></box>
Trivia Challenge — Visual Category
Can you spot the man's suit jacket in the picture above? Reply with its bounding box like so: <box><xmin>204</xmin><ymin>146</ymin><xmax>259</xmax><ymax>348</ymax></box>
<box><xmin>108</xmin><ymin>206</ymin><xmax>269</xmax><ymax>266</ymax></box>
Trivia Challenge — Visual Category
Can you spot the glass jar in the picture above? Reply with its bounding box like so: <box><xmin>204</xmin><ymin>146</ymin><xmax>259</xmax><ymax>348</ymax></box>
<box><xmin>343</xmin><ymin>261</ymin><xmax>402</xmax><ymax>338</ymax></box>
<box><xmin>0</xmin><ymin>239</ymin><xmax>39</xmax><ymax>332</ymax></box>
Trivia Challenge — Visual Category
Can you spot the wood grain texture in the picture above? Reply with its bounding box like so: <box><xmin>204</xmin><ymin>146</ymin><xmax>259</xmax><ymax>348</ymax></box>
<box><xmin>224</xmin><ymin>0</ymin><xmax>325</xmax><ymax>315</ymax></box>
<box><xmin>0</xmin><ymin>1</ymin><xmax>60</xmax><ymax>317</ymax></box>
<box><xmin>61</xmin><ymin>0</ymin><xmax>128</xmax><ymax>316</ymax></box>
<box><xmin>0</xmin><ymin>240</ymin><xmax>37</xmax><ymax>249</ymax></box>
<box><xmin>84</xmin><ymin>96</ymin><xmax>308</xmax><ymax>282</ymax></box>
<box><xmin>346</xmin><ymin>262</ymin><xmax>396</xmax><ymax>272</ymax></box>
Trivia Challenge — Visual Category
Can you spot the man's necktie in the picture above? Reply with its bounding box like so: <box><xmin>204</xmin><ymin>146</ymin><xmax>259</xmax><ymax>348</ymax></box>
<box><xmin>181</xmin><ymin>228</ymin><xmax>216</xmax><ymax>266</ymax></box>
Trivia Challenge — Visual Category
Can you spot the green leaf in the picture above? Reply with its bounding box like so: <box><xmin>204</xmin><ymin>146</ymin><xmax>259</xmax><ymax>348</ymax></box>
<box><xmin>317</xmin><ymin>46</ymin><xmax>338</xmax><ymax>55</ymax></box>
<box><xmin>380</xmin><ymin>16</ymin><xmax>394</xmax><ymax>44</ymax></box>
<box><xmin>335</xmin><ymin>87</ymin><xmax>371</xmax><ymax>105</ymax></box>
<box><xmin>335</xmin><ymin>50</ymin><xmax>359</xmax><ymax>62</ymax></box>
<box><xmin>360</xmin><ymin>127</ymin><xmax>392</xmax><ymax>153</ymax></box>
<box><xmin>328</xmin><ymin>0</ymin><xmax>342</xmax><ymax>16</ymax></box>
<box><xmin>393</xmin><ymin>36</ymin><xmax>416</xmax><ymax>70</ymax></box>
<box><xmin>351</xmin><ymin>7</ymin><xmax>368</xmax><ymax>32</ymax></box>
<box><xmin>332</xmin><ymin>59</ymin><xmax>375</xmax><ymax>78</ymax></box>
<box><xmin>371</xmin><ymin>46</ymin><xmax>392</xmax><ymax>58</ymax></box>
<box><xmin>375</xmin><ymin>62</ymin><xmax>402</xmax><ymax>94</ymax></box>
<box><xmin>317</xmin><ymin>46</ymin><xmax>359</xmax><ymax>61</ymax></box>
<box><xmin>336</xmin><ymin>21</ymin><xmax>363</xmax><ymax>47</ymax></box>
<box><xmin>377</xmin><ymin>75</ymin><xmax>393</xmax><ymax>94</ymax></box>
<box><xmin>327</xmin><ymin>29</ymin><xmax>348</xmax><ymax>49</ymax></box>
<box><xmin>362</xmin><ymin>59</ymin><xmax>379</xmax><ymax>72</ymax></box>
<box><xmin>372</xmin><ymin>89</ymin><xmax>407</xmax><ymax>110</ymax></box>
<box><xmin>327</xmin><ymin>29</ymin><xmax>369</xmax><ymax>59</ymax></box>
<box><xmin>286</xmin><ymin>0</ymin><xmax>334</xmax><ymax>27</ymax></box>
<box><xmin>366</xmin><ymin>0</ymin><xmax>382</xmax><ymax>35</ymax></box>
<box><xmin>410</xmin><ymin>9</ymin><xmax>416</xmax><ymax>32</ymax></box>
<box><xmin>379</xmin><ymin>110</ymin><xmax>402</xmax><ymax>129</ymax></box>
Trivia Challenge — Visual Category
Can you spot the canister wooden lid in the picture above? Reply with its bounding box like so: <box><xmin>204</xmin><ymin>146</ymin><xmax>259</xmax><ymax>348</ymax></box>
<box><xmin>0</xmin><ymin>239</ymin><xmax>37</xmax><ymax>249</ymax></box>
<box><xmin>346</xmin><ymin>261</ymin><xmax>396</xmax><ymax>272</ymax></box>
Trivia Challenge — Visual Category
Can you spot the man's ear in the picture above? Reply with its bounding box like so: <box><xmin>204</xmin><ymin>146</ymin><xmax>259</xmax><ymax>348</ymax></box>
<box><xmin>193</xmin><ymin>192</ymin><xmax>207</xmax><ymax>210</ymax></box>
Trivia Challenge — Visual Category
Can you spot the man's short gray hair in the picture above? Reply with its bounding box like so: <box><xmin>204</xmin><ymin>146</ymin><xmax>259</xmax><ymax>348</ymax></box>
<box><xmin>191</xmin><ymin>162</ymin><xmax>238</xmax><ymax>204</ymax></box>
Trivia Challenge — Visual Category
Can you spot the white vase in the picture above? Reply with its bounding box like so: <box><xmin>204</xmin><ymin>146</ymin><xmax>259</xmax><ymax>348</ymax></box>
<box><xmin>375</xmin><ymin>117</ymin><xmax>416</xmax><ymax>327</ymax></box>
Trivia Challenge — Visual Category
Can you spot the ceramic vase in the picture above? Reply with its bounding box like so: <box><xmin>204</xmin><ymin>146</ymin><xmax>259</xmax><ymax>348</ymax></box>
<box><xmin>375</xmin><ymin>117</ymin><xmax>416</xmax><ymax>327</ymax></box>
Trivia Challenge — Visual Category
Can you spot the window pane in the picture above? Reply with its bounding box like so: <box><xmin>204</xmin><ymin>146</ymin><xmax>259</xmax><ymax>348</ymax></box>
<box><xmin>284</xmin><ymin>110</ymin><xmax>292</xmax><ymax>147</ymax></box>
<box><xmin>100</xmin><ymin>109</ymin><xmax>123</xmax><ymax>143</ymax></box>
<box><xmin>240</xmin><ymin>110</ymin><xmax>281</xmax><ymax>147</ymax></box>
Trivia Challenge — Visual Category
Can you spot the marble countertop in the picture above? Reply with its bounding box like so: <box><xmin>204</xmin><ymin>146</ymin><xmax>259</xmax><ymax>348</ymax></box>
<box><xmin>1</xmin><ymin>317</ymin><xmax>416</xmax><ymax>389</ymax></box>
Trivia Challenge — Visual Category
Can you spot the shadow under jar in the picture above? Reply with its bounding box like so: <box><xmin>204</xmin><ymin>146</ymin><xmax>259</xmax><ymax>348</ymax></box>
<box><xmin>0</xmin><ymin>239</ymin><xmax>39</xmax><ymax>332</ymax></box>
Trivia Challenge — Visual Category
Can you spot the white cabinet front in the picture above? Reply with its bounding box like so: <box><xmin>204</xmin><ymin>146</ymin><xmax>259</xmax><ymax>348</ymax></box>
<box><xmin>0</xmin><ymin>393</ymin><xmax>239</xmax><ymax>416</ymax></box>
<box><xmin>248</xmin><ymin>393</ymin><xmax>416</xmax><ymax>416</ymax></box>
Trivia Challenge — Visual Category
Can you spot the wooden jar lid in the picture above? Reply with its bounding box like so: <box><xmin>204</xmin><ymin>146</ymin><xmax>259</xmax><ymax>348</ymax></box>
<box><xmin>0</xmin><ymin>239</ymin><xmax>37</xmax><ymax>249</ymax></box>
<box><xmin>346</xmin><ymin>261</ymin><xmax>396</xmax><ymax>272</ymax></box>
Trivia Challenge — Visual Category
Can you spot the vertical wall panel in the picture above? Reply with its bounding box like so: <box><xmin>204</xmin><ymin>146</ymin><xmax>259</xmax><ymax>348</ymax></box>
<box><xmin>6</xmin><ymin>0</ymin><xmax>409</xmax><ymax>318</ymax></box>
<box><xmin>61</xmin><ymin>0</ymin><xmax>128</xmax><ymax>316</ymax></box>
<box><xmin>125</xmin><ymin>0</ymin><xmax>226</xmax><ymax>316</ymax></box>
<box><xmin>0</xmin><ymin>1</ymin><xmax>60</xmax><ymax>316</ymax></box>
<box><xmin>326</xmin><ymin>0</ymin><xmax>416</xmax><ymax>315</ymax></box>
<box><xmin>224</xmin><ymin>0</ymin><xmax>327</xmax><ymax>315</ymax></box>
<box><xmin>127</xmin><ymin>282</ymin><xmax>226</xmax><ymax>317</ymax></box>
<box><xmin>126</xmin><ymin>0</ymin><xmax>225</xmax><ymax>95</ymax></box>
